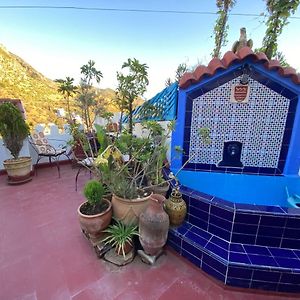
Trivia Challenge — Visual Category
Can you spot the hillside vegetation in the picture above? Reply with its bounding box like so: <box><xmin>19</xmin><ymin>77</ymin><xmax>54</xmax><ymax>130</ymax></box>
<box><xmin>0</xmin><ymin>45</ymin><xmax>128</xmax><ymax>126</ymax></box>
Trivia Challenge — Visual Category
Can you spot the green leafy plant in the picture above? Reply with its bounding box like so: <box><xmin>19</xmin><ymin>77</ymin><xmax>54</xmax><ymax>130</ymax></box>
<box><xmin>0</xmin><ymin>102</ymin><xmax>30</xmax><ymax>159</ymax></box>
<box><xmin>84</xmin><ymin>180</ymin><xmax>106</xmax><ymax>208</ymax></box>
<box><xmin>102</xmin><ymin>219</ymin><xmax>139</xmax><ymax>258</ymax></box>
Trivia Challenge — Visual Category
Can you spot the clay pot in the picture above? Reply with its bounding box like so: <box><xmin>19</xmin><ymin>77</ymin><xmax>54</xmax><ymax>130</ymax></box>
<box><xmin>139</xmin><ymin>194</ymin><xmax>170</xmax><ymax>256</ymax></box>
<box><xmin>111</xmin><ymin>193</ymin><xmax>152</xmax><ymax>226</ymax></box>
<box><xmin>147</xmin><ymin>182</ymin><xmax>170</xmax><ymax>197</ymax></box>
<box><xmin>3</xmin><ymin>157</ymin><xmax>32</xmax><ymax>184</ymax></box>
<box><xmin>77</xmin><ymin>199</ymin><xmax>112</xmax><ymax>243</ymax></box>
<box><xmin>165</xmin><ymin>189</ymin><xmax>187</xmax><ymax>226</ymax></box>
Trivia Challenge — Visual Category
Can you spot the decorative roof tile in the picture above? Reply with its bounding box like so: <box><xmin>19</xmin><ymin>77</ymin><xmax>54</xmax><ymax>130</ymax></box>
<box><xmin>123</xmin><ymin>82</ymin><xmax>178</xmax><ymax>123</ymax></box>
<box><xmin>179</xmin><ymin>47</ymin><xmax>300</xmax><ymax>89</ymax></box>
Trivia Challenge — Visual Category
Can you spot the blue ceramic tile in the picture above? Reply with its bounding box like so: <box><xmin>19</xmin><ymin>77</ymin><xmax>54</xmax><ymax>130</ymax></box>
<box><xmin>208</xmin><ymin>224</ymin><xmax>231</xmax><ymax>241</ymax></box>
<box><xmin>211</xmin><ymin>197</ymin><xmax>235</xmax><ymax>209</ymax></box>
<box><xmin>257</xmin><ymin>226</ymin><xmax>284</xmax><ymax>238</ymax></box>
<box><xmin>256</xmin><ymin>236</ymin><xmax>281</xmax><ymax>247</ymax></box>
<box><xmin>227</xmin><ymin>266</ymin><xmax>252</xmax><ymax>279</ymax></box>
<box><xmin>210</xmin><ymin>236</ymin><xmax>229</xmax><ymax>250</ymax></box>
<box><xmin>188</xmin><ymin>88</ymin><xmax>204</xmax><ymax>100</ymax></box>
<box><xmin>229</xmin><ymin>252</ymin><xmax>251</xmax><ymax>264</ymax></box>
<box><xmin>182</xmin><ymin>240</ymin><xmax>203</xmax><ymax>260</ymax></box>
<box><xmin>250</xmin><ymin>281</ymin><xmax>278</xmax><ymax>291</ymax></box>
<box><xmin>191</xmin><ymin>226</ymin><xmax>212</xmax><ymax>240</ymax></box>
<box><xmin>191</xmin><ymin>190</ymin><xmax>213</xmax><ymax>202</ymax></box>
<box><xmin>288</xmin><ymin>98</ymin><xmax>299</xmax><ymax>111</ymax></box>
<box><xmin>268</xmin><ymin>247</ymin><xmax>298</xmax><ymax>259</ymax></box>
<box><xmin>185</xmin><ymin>230</ymin><xmax>209</xmax><ymax>248</ymax></box>
<box><xmin>286</xmin><ymin>217</ymin><xmax>300</xmax><ymax>229</ymax></box>
<box><xmin>189</xmin><ymin>206</ymin><xmax>209</xmax><ymax>221</ymax></box>
<box><xmin>286</xmin><ymin>207</ymin><xmax>300</xmax><ymax>216</ymax></box>
<box><xmin>260</xmin><ymin>215</ymin><xmax>287</xmax><ymax>227</ymax></box>
<box><xmin>182</xmin><ymin>249</ymin><xmax>202</xmax><ymax>267</ymax></box>
<box><xmin>167</xmin><ymin>239</ymin><xmax>181</xmax><ymax>254</ymax></box>
<box><xmin>202</xmin><ymin>261</ymin><xmax>226</xmax><ymax>282</ymax></box>
<box><xmin>232</xmin><ymin>233</ymin><xmax>256</xmax><ymax>244</ymax></box>
<box><xmin>255</xmin><ymin>205</ymin><xmax>285</xmax><ymax>214</ymax></box>
<box><xmin>190</xmin><ymin>197</ymin><xmax>210</xmax><ymax>211</ymax></box>
<box><xmin>243</xmin><ymin>245</ymin><xmax>271</xmax><ymax>256</ymax></box>
<box><xmin>234</xmin><ymin>213</ymin><xmax>260</xmax><ymax>225</ymax></box>
<box><xmin>252</xmin><ymin>269</ymin><xmax>281</xmax><ymax>282</ymax></box>
<box><xmin>179</xmin><ymin>185</ymin><xmax>194</xmax><ymax>196</ymax></box>
<box><xmin>281</xmin><ymin>238</ymin><xmax>300</xmax><ymax>250</ymax></box>
<box><xmin>284</xmin><ymin>228</ymin><xmax>300</xmax><ymax>239</ymax></box>
<box><xmin>233</xmin><ymin>223</ymin><xmax>258</xmax><ymax>235</ymax></box>
<box><xmin>242</xmin><ymin>166</ymin><xmax>259</xmax><ymax>174</ymax></box>
<box><xmin>293</xmin><ymin>250</ymin><xmax>300</xmax><ymax>259</ymax></box>
<box><xmin>235</xmin><ymin>203</ymin><xmax>256</xmax><ymax>211</ymax></box>
<box><xmin>189</xmin><ymin>215</ymin><xmax>208</xmax><ymax>231</ymax></box>
<box><xmin>277</xmin><ymin>283</ymin><xmax>300</xmax><ymax>293</ymax></box>
<box><xmin>210</xmin><ymin>205</ymin><xmax>233</xmax><ymax>222</ymax></box>
<box><xmin>230</xmin><ymin>243</ymin><xmax>245</xmax><ymax>253</ymax></box>
<box><xmin>175</xmin><ymin>222</ymin><xmax>192</xmax><ymax>236</ymax></box>
<box><xmin>281</xmin><ymin>88</ymin><xmax>298</xmax><ymax>100</ymax></box>
<box><xmin>168</xmin><ymin>232</ymin><xmax>182</xmax><ymax>245</ymax></box>
<box><xmin>226</xmin><ymin>277</ymin><xmax>250</xmax><ymax>288</ymax></box>
<box><xmin>194</xmin><ymin>163</ymin><xmax>211</xmax><ymax>171</ymax></box>
<box><xmin>209</xmin><ymin>215</ymin><xmax>232</xmax><ymax>231</ymax></box>
<box><xmin>275</xmin><ymin>257</ymin><xmax>300</xmax><ymax>269</ymax></box>
<box><xmin>248</xmin><ymin>254</ymin><xmax>279</xmax><ymax>267</ymax></box>
<box><xmin>205</xmin><ymin>242</ymin><xmax>228</xmax><ymax>261</ymax></box>
<box><xmin>202</xmin><ymin>253</ymin><xmax>227</xmax><ymax>275</ymax></box>
<box><xmin>280</xmin><ymin>272</ymin><xmax>300</xmax><ymax>284</ymax></box>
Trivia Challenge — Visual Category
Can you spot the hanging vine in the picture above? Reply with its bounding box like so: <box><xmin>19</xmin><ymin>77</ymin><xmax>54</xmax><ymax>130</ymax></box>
<box><xmin>260</xmin><ymin>0</ymin><xmax>300</xmax><ymax>59</ymax></box>
<box><xmin>211</xmin><ymin>0</ymin><xmax>236</xmax><ymax>58</ymax></box>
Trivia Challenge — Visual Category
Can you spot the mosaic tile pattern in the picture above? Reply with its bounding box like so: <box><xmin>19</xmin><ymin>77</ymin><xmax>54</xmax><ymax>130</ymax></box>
<box><xmin>189</xmin><ymin>76</ymin><xmax>290</xmax><ymax>168</ymax></box>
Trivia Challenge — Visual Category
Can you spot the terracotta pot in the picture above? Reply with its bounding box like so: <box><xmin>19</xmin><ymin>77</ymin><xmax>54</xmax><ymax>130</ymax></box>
<box><xmin>165</xmin><ymin>189</ymin><xmax>187</xmax><ymax>226</ymax></box>
<box><xmin>147</xmin><ymin>182</ymin><xmax>170</xmax><ymax>197</ymax></box>
<box><xmin>139</xmin><ymin>194</ymin><xmax>169</xmax><ymax>256</ymax></box>
<box><xmin>111</xmin><ymin>193</ymin><xmax>151</xmax><ymax>226</ymax></box>
<box><xmin>77</xmin><ymin>199</ymin><xmax>112</xmax><ymax>243</ymax></box>
<box><xmin>3</xmin><ymin>156</ymin><xmax>32</xmax><ymax>184</ymax></box>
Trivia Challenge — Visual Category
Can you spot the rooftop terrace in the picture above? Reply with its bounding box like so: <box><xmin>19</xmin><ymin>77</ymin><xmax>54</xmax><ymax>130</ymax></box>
<box><xmin>0</xmin><ymin>164</ymin><xmax>298</xmax><ymax>300</ymax></box>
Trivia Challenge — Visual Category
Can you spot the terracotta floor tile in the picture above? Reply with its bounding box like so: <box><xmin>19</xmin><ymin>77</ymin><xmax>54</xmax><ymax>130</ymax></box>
<box><xmin>0</xmin><ymin>165</ymin><xmax>299</xmax><ymax>300</ymax></box>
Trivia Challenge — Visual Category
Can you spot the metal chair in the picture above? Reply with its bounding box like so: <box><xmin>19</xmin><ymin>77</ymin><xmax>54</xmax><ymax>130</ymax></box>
<box><xmin>29</xmin><ymin>131</ymin><xmax>71</xmax><ymax>178</ymax></box>
<box><xmin>75</xmin><ymin>157</ymin><xmax>94</xmax><ymax>191</ymax></box>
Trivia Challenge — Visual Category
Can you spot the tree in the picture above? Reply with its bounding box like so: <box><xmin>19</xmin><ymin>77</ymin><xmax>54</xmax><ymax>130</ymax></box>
<box><xmin>260</xmin><ymin>0</ymin><xmax>300</xmax><ymax>59</ymax></box>
<box><xmin>211</xmin><ymin>0</ymin><xmax>236</xmax><ymax>58</ymax></box>
<box><xmin>165</xmin><ymin>63</ymin><xmax>188</xmax><ymax>87</ymax></box>
<box><xmin>55</xmin><ymin>77</ymin><xmax>77</xmax><ymax>123</ymax></box>
<box><xmin>116</xmin><ymin>58</ymin><xmax>149</xmax><ymax>136</ymax></box>
<box><xmin>77</xmin><ymin>60</ymin><xmax>103</xmax><ymax>131</ymax></box>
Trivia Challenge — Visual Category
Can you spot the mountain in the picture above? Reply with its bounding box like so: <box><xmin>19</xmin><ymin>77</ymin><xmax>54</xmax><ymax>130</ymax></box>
<box><xmin>0</xmin><ymin>45</ymin><xmax>124</xmax><ymax>126</ymax></box>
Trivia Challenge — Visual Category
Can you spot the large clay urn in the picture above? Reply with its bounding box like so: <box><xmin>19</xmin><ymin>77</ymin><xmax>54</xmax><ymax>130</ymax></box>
<box><xmin>139</xmin><ymin>194</ymin><xmax>169</xmax><ymax>256</ymax></box>
<box><xmin>77</xmin><ymin>199</ymin><xmax>112</xmax><ymax>244</ymax></box>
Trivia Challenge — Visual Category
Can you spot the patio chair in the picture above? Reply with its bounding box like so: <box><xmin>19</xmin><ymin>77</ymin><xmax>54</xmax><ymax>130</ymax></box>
<box><xmin>75</xmin><ymin>157</ymin><xmax>94</xmax><ymax>191</ymax></box>
<box><xmin>29</xmin><ymin>131</ymin><xmax>71</xmax><ymax>178</ymax></box>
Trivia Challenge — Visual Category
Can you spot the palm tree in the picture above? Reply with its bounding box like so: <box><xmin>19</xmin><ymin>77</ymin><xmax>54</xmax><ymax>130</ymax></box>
<box><xmin>55</xmin><ymin>77</ymin><xmax>77</xmax><ymax>123</ymax></box>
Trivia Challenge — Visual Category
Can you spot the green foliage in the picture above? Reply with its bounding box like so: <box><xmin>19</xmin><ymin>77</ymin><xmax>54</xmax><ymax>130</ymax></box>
<box><xmin>199</xmin><ymin>127</ymin><xmax>212</xmax><ymax>145</ymax></box>
<box><xmin>211</xmin><ymin>0</ymin><xmax>236</xmax><ymax>58</ymax></box>
<box><xmin>102</xmin><ymin>219</ymin><xmax>139</xmax><ymax>258</ymax></box>
<box><xmin>77</xmin><ymin>60</ymin><xmax>104</xmax><ymax>131</ymax></box>
<box><xmin>116</xmin><ymin>58</ymin><xmax>149</xmax><ymax>135</ymax></box>
<box><xmin>165</xmin><ymin>63</ymin><xmax>188</xmax><ymax>86</ymax></box>
<box><xmin>260</xmin><ymin>0</ymin><xmax>300</xmax><ymax>59</ymax></box>
<box><xmin>0</xmin><ymin>102</ymin><xmax>30</xmax><ymax>159</ymax></box>
<box><xmin>83</xmin><ymin>180</ymin><xmax>106</xmax><ymax>206</ymax></box>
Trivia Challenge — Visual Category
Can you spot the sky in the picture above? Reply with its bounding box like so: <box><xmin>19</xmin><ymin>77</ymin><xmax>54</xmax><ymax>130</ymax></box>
<box><xmin>0</xmin><ymin>0</ymin><xmax>300</xmax><ymax>98</ymax></box>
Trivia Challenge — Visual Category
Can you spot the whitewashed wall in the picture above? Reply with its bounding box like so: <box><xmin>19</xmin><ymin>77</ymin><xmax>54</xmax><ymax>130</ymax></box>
<box><xmin>0</xmin><ymin>124</ymin><xmax>72</xmax><ymax>170</ymax></box>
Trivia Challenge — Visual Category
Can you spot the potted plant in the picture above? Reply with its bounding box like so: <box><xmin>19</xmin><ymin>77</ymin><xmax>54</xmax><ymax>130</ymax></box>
<box><xmin>102</xmin><ymin>219</ymin><xmax>139</xmax><ymax>258</ymax></box>
<box><xmin>77</xmin><ymin>180</ymin><xmax>112</xmax><ymax>244</ymax></box>
<box><xmin>0</xmin><ymin>101</ymin><xmax>32</xmax><ymax>184</ymax></box>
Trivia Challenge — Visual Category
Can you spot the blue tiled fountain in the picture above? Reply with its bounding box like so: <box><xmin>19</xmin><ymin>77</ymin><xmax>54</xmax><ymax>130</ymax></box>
<box><xmin>168</xmin><ymin>48</ymin><xmax>300</xmax><ymax>293</ymax></box>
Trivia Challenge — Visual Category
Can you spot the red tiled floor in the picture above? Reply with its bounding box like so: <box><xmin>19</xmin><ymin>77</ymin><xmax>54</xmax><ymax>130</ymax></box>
<box><xmin>0</xmin><ymin>165</ymin><xmax>299</xmax><ymax>300</ymax></box>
